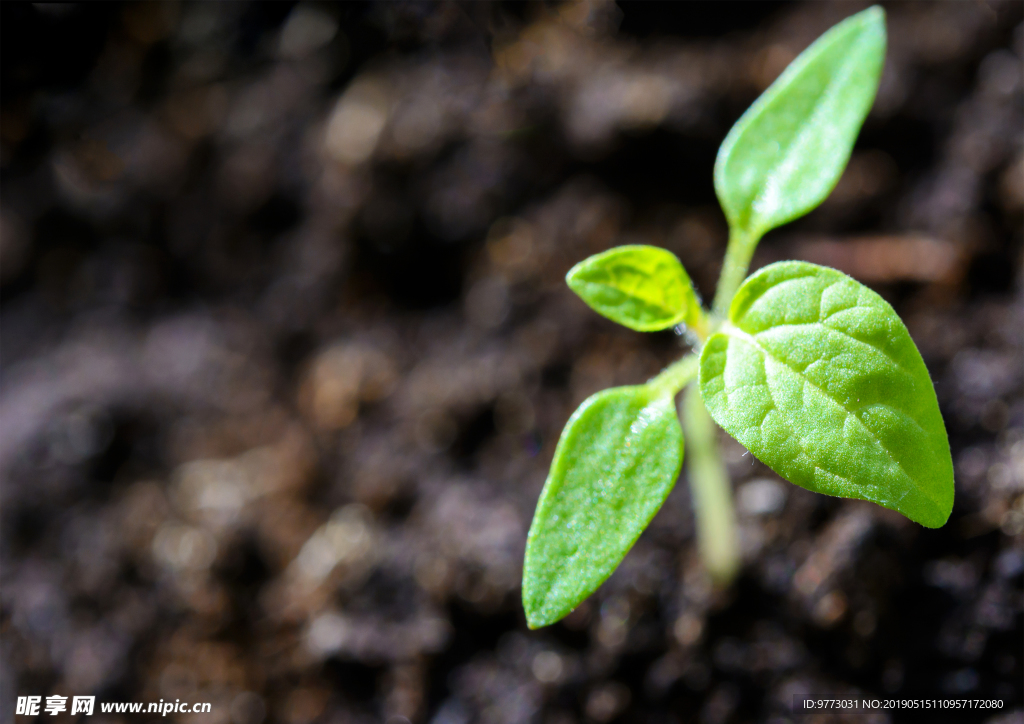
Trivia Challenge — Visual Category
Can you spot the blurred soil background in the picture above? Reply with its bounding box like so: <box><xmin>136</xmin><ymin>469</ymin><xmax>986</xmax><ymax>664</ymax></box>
<box><xmin>1</xmin><ymin>2</ymin><xmax>1022</xmax><ymax>723</ymax></box>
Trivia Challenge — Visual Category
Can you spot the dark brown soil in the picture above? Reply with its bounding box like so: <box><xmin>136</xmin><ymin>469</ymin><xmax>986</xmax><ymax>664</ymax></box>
<box><xmin>1</xmin><ymin>3</ymin><xmax>1021</xmax><ymax>724</ymax></box>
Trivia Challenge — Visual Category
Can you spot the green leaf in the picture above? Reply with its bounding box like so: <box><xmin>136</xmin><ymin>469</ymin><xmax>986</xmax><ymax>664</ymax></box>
<box><xmin>566</xmin><ymin>245</ymin><xmax>701</xmax><ymax>332</ymax></box>
<box><xmin>715</xmin><ymin>6</ymin><xmax>886</xmax><ymax>240</ymax></box>
<box><xmin>523</xmin><ymin>385</ymin><xmax>683</xmax><ymax>628</ymax></box>
<box><xmin>699</xmin><ymin>261</ymin><xmax>953</xmax><ymax>528</ymax></box>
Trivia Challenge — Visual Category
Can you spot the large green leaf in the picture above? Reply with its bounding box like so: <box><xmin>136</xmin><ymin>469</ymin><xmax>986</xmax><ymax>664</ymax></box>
<box><xmin>699</xmin><ymin>261</ymin><xmax>953</xmax><ymax>528</ymax></box>
<box><xmin>523</xmin><ymin>385</ymin><xmax>683</xmax><ymax>628</ymax></box>
<box><xmin>715</xmin><ymin>6</ymin><xmax>886</xmax><ymax>240</ymax></box>
<box><xmin>566</xmin><ymin>245</ymin><xmax>701</xmax><ymax>332</ymax></box>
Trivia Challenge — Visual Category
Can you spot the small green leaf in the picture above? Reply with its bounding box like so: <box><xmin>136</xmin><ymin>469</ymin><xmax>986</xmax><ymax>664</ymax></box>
<box><xmin>715</xmin><ymin>6</ymin><xmax>886</xmax><ymax>239</ymax></box>
<box><xmin>566</xmin><ymin>245</ymin><xmax>701</xmax><ymax>332</ymax></box>
<box><xmin>523</xmin><ymin>385</ymin><xmax>683</xmax><ymax>628</ymax></box>
<box><xmin>699</xmin><ymin>261</ymin><xmax>953</xmax><ymax>528</ymax></box>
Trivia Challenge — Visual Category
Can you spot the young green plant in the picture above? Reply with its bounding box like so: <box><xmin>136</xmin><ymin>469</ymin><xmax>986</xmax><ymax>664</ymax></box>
<box><xmin>522</xmin><ymin>7</ymin><xmax>955</xmax><ymax>629</ymax></box>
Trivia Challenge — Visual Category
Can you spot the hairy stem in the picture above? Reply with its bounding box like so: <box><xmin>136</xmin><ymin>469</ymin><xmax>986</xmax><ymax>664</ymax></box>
<box><xmin>682</xmin><ymin>384</ymin><xmax>740</xmax><ymax>584</ymax></box>
<box><xmin>712</xmin><ymin>227</ymin><xmax>762</xmax><ymax>316</ymax></box>
<box><xmin>648</xmin><ymin>354</ymin><xmax>699</xmax><ymax>398</ymax></box>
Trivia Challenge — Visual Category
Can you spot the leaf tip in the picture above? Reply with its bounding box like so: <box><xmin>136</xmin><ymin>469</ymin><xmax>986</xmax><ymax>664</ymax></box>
<box><xmin>913</xmin><ymin>490</ymin><xmax>954</xmax><ymax>529</ymax></box>
<box><xmin>522</xmin><ymin>595</ymin><xmax>557</xmax><ymax>629</ymax></box>
<box><xmin>839</xmin><ymin>5</ymin><xmax>885</xmax><ymax>38</ymax></box>
<box><xmin>564</xmin><ymin>261</ymin><xmax>584</xmax><ymax>291</ymax></box>
<box><xmin>850</xmin><ymin>5</ymin><xmax>886</xmax><ymax>51</ymax></box>
<box><xmin>525</xmin><ymin>615</ymin><xmax>550</xmax><ymax>630</ymax></box>
<box><xmin>861</xmin><ymin>5</ymin><xmax>886</xmax><ymax>25</ymax></box>
<box><xmin>521</xmin><ymin>564</ymin><xmax>562</xmax><ymax>629</ymax></box>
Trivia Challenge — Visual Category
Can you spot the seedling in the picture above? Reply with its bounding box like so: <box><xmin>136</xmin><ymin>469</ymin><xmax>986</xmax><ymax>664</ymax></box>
<box><xmin>522</xmin><ymin>7</ymin><xmax>954</xmax><ymax>629</ymax></box>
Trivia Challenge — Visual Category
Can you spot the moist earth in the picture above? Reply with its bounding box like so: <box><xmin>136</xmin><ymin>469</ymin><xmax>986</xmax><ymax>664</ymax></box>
<box><xmin>1</xmin><ymin>3</ymin><xmax>1021</xmax><ymax>723</ymax></box>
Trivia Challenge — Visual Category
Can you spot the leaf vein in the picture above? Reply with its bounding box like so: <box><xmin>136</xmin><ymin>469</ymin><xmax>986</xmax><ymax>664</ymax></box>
<box><xmin>754</xmin><ymin>321</ymin><xmax>913</xmax><ymax>378</ymax></box>
<box><xmin>726</xmin><ymin>328</ymin><xmax>913</xmax><ymax>489</ymax></box>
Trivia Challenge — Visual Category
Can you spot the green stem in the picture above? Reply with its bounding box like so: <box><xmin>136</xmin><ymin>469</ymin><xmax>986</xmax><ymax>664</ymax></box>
<box><xmin>682</xmin><ymin>384</ymin><xmax>740</xmax><ymax>585</ymax></box>
<box><xmin>648</xmin><ymin>354</ymin><xmax>699</xmax><ymax>398</ymax></box>
<box><xmin>712</xmin><ymin>227</ymin><xmax>762</xmax><ymax>317</ymax></box>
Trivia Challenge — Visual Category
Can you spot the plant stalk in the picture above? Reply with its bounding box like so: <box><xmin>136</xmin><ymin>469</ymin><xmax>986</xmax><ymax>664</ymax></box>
<box><xmin>712</xmin><ymin>227</ymin><xmax>761</xmax><ymax>317</ymax></box>
<box><xmin>682</xmin><ymin>384</ymin><xmax>740</xmax><ymax>584</ymax></box>
<box><xmin>648</xmin><ymin>354</ymin><xmax>699</xmax><ymax>398</ymax></box>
